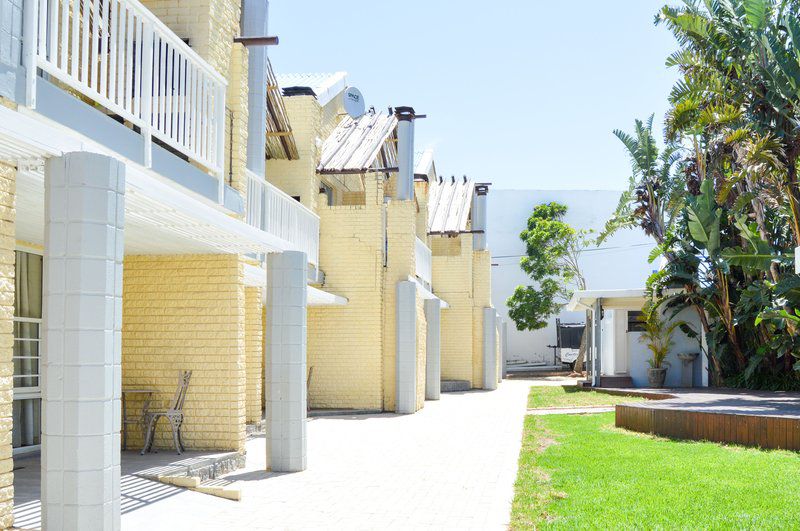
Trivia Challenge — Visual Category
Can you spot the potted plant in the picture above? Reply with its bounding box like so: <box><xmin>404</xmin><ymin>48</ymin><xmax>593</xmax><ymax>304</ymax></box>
<box><xmin>638</xmin><ymin>305</ymin><xmax>679</xmax><ymax>388</ymax></box>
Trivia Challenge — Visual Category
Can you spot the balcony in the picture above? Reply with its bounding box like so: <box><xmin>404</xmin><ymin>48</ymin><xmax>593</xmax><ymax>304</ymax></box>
<box><xmin>23</xmin><ymin>0</ymin><xmax>226</xmax><ymax>187</ymax></box>
<box><xmin>246</xmin><ymin>171</ymin><xmax>320</xmax><ymax>266</ymax></box>
<box><xmin>415</xmin><ymin>237</ymin><xmax>432</xmax><ymax>288</ymax></box>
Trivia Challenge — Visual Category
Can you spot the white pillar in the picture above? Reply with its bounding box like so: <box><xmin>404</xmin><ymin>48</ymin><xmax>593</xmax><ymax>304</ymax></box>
<box><xmin>265</xmin><ymin>251</ymin><xmax>307</xmax><ymax>472</ymax></box>
<box><xmin>482</xmin><ymin>307</ymin><xmax>497</xmax><ymax>390</ymax></box>
<box><xmin>42</xmin><ymin>152</ymin><xmax>125</xmax><ymax>530</ymax></box>
<box><xmin>501</xmin><ymin>320</ymin><xmax>508</xmax><ymax>379</ymax></box>
<box><xmin>424</xmin><ymin>298</ymin><xmax>440</xmax><ymax>400</ymax></box>
<box><xmin>497</xmin><ymin>314</ymin><xmax>502</xmax><ymax>384</ymax></box>
<box><xmin>396</xmin><ymin>281</ymin><xmax>417</xmax><ymax>413</ymax></box>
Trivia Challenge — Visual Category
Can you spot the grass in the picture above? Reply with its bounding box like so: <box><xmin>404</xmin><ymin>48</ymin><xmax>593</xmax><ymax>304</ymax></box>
<box><xmin>512</xmin><ymin>413</ymin><xmax>800</xmax><ymax>529</ymax></box>
<box><xmin>527</xmin><ymin>386</ymin><xmax>647</xmax><ymax>409</ymax></box>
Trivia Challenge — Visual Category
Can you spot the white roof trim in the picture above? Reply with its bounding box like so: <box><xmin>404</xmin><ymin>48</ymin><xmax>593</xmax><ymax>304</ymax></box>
<box><xmin>3</xmin><ymin>105</ymin><xmax>299</xmax><ymax>255</ymax></box>
<box><xmin>243</xmin><ymin>263</ymin><xmax>348</xmax><ymax>305</ymax></box>
<box><xmin>308</xmin><ymin>286</ymin><xmax>348</xmax><ymax>306</ymax></box>
<box><xmin>566</xmin><ymin>289</ymin><xmax>649</xmax><ymax>311</ymax></box>
<box><xmin>315</xmin><ymin>72</ymin><xmax>348</xmax><ymax>107</ymax></box>
<box><xmin>414</xmin><ymin>148</ymin><xmax>435</xmax><ymax>177</ymax></box>
<box><xmin>407</xmin><ymin>276</ymin><xmax>449</xmax><ymax>309</ymax></box>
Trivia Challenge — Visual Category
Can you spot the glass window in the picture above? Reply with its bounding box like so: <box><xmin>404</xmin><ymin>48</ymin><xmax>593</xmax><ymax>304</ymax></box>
<box><xmin>628</xmin><ymin>311</ymin><xmax>646</xmax><ymax>333</ymax></box>
<box><xmin>13</xmin><ymin>251</ymin><xmax>43</xmax><ymax>450</ymax></box>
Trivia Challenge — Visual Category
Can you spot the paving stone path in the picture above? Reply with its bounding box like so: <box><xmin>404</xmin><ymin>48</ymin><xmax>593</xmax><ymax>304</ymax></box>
<box><xmin>119</xmin><ymin>379</ymin><xmax>535</xmax><ymax>530</ymax></box>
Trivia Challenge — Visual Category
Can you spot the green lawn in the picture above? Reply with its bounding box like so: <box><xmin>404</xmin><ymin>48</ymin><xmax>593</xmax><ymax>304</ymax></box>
<box><xmin>527</xmin><ymin>386</ymin><xmax>646</xmax><ymax>409</ymax></box>
<box><xmin>512</xmin><ymin>413</ymin><xmax>800</xmax><ymax>529</ymax></box>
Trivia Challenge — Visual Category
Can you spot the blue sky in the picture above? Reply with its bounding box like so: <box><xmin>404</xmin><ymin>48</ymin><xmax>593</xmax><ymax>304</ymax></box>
<box><xmin>269</xmin><ymin>1</ymin><xmax>678</xmax><ymax>191</ymax></box>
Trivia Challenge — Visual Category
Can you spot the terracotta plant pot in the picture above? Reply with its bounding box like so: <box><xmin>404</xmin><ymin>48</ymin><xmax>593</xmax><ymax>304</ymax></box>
<box><xmin>647</xmin><ymin>367</ymin><xmax>668</xmax><ymax>388</ymax></box>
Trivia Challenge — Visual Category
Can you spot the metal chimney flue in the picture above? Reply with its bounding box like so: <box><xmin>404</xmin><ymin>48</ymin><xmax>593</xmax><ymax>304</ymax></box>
<box><xmin>394</xmin><ymin>106</ymin><xmax>416</xmax><ymax>201</ymax></box>
<box><xmin>473</xmin><ymin>183</ymin><xmax>490</xmax><ymax>251</ymax></box>
<box><xmin>242</xmin><ymin>0</ymin><xmax>269</xmax><ymax>176</ymax></box>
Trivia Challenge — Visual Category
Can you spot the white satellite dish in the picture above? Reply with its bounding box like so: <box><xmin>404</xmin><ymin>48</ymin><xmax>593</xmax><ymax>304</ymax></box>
<box><xmin>343</xmin><ymin>86</ymin><xmax>366</xmax><ymax>118</ymax></box>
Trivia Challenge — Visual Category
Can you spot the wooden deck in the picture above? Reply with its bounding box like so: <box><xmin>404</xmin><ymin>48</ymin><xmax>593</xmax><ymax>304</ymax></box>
<box><xmin>614</xmin><ymin>389</ymin><xmax>800</xmax><ymax>451</ymax></box>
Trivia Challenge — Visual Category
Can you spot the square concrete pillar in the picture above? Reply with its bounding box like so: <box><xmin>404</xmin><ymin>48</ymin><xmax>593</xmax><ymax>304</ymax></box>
<box><xmin>265</xmin><ymin>251</ymin><xmax>307</xmax><ymax>472</ymax></box>
<box><xmin>396</xmin><ymin>281</ymin><xmax>417</xmax><ymax>414</ymax></box>
<box><xmin>42</xmin><ymin>152</ymin><xmax>125</xmax><ymax>530</ymax></box>
<box><xmin>424</xmin><ymin>299</ymin><xmax>441</xmax><ymax>400</ymax></box>
<box><xmin>501</xmin><ymin>320</ymin><xmax>509</xmax><ymax>379</ymax></box>
<box><xmin>482</xmin><ymin>308</ymin><xmax>497</xmax><ymax>390</ymax></box>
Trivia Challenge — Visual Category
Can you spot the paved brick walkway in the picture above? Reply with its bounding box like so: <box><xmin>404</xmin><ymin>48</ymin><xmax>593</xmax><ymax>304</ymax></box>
<box><xmin>114</xmin><ymin>379</ymin><xmax>533</xmax><ymax>530</ymax></box>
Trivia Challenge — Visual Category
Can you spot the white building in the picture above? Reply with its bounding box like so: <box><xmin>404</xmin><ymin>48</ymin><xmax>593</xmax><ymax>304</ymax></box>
<box><xmin>488</xmin><ymin>189</ymin><xmax>654</xmax><ymax>367</ymax></box>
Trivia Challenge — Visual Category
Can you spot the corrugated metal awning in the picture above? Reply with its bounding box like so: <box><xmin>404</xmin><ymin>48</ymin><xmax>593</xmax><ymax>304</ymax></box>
<box><xmin>428</xmin><ymin>176</ymin><xmax>474</xmax><ymax>234</ymax></box>
<box><xmin>317</xmin><ymin>112</ymin><xmax>398</xmax><ymax>174</ymax></box>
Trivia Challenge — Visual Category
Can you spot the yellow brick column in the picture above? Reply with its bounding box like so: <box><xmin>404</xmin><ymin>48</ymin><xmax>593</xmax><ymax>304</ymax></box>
<box><xmin>431</xmin><ymin>235</ymin><xmax>474</xmax><ymax>384</ymax></box>
<box><xmin>122</xmin><ymin>254</ymin><xmax>246</xmax><ymax>452</ymax></box>
<box><xmin>382</xmin><ymin>199</ymin><xmax>420</xmax><ymax>412</ymax></box>
<box><xmin>245</xmin><ymin>287</ymin><xmax>263</xmax><ymax>424</ymax></box>
<box><xmin>306</xmin><ymin>177</ymin><xmax>384</xmax><ymax>410</ymax></box>
<box><xmin>0</xmin><ymin>164</ymin><xmax>14</xmax><ymax>530</ymax></box>
<box><xmin>472</xmin><ymin>249</ymin><xmax>492</xmax><ymax>388</ymax></box>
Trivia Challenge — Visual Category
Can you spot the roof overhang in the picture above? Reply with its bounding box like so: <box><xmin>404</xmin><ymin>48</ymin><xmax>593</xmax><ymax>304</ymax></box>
<box><xmin>2</xmin><ymin>104</ymin><xmax>298</xmax><ymax>256</ymax></box>
<box><xmin>566</xmin><ymin>289</ymin><xmax>649</xmax><ymax>312</ymax></box>
<box><xmin>243</xmin><ymin>263</ymin><xmax>348</xmax><ymax>306</ymax></box>
<box><xmin>407</xmin><ymin>276</ymin><xmax>449</xmax><ymax>309</ymax></box>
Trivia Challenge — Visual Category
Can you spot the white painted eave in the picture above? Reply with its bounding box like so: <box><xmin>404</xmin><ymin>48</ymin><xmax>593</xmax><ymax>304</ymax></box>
<box><xmin>2</xmin><ymin>104</ymin><xmax>301</xmax><ymax>255</ymax></box>
<box><xmin>407</xmin><ymin>276</ymin><xmax>449</xmax><ymax>309</ymax></box>
<box><xmin>308</xmin><ymin>286</ymin><xmax>348</xmax><ymax>306</ymax></box>
<box><xmin>243</xmin><ymin>264</ymin><xmax>347</xmax><ymax>305</ymax></box>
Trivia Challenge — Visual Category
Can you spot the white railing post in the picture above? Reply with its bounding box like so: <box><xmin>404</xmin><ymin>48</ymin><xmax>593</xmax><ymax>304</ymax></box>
<box><xmin>22</xmin><ymin>0</ymin><xmax>39</xmax><ymax>107</ymax></box>
<box><xmin>140</xmin><ymin>23</ymin><xmax>154</xmax><ymax>168</ymax></box>
<box><xmin>216</xmin><ymin>85</ymin><xmax>226</xmax><ymax>204</ymax></box>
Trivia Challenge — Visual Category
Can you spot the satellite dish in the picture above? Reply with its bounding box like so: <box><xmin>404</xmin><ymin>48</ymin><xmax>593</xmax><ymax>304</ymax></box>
<box><xmin>343</xmin><ymin>86</ymin><xmax>366</xmax><ymax>118</ymax></box>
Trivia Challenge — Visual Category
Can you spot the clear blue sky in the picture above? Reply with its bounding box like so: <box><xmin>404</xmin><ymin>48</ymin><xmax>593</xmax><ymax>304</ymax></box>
<box><xmin>269</xmin><ymin>1</ymin><xmax>678</xmax><ymax>191</ymax></box>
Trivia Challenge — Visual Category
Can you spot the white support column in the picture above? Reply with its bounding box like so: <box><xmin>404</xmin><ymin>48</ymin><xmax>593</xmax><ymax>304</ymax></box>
<box><xmin>424</xmin><ymin>298</ymin><xmax>440</xmax><ymax>401</ymax></box>
<box><xmin>497</xmin><ymin>313</ymin><xmax>502</xmax><ymax>384</ymax></box>
<box><xmin>42</xmin><ymin>152</ymin><xmax>125</xmax><ymax>530</ymax></box>
<box><xmin>482</xmin><ymin>307</ymin><xmax>497</xmax><ymax>390</ymax></box>
<box><xmin>396</xmin><ymin>281</ymin><xmax>417</xmax><ymax>413</ymax></box>
<box><xmin>501</xmin><ymin>320</ymin><xmax>508</xmax><ymax>379</ymax></box>
<box><xmin>265</xmin><ymin>251</ymin><xmax>307</xmax><ymax>472</ymax></box>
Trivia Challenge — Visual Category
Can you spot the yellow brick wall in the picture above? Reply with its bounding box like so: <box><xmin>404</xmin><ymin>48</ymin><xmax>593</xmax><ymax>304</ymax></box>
<box><xmin>245</xmin><ymin>287</ymin><xmax>262</xmax><ymax>424</ymax></box>
<box><xmin>0</xmin><ymin>164</ymin><xmax>14</xmax><ymax>530</ymax></box>
<box><xmin>267</xmin><ymin>95</ymin><xmax>346</xmax><ymax>214</ymax></box>
<box><xmin>306</xmin><ymin>177</ymin><xmax>385</xmax><ymax>409</ymax></box>
<box><xmin>382</xmin><ymin>199</ymin><xmax>418</xmax><ymax>412</ymax></box>
<box><xmin>226</xmin><ymin>44</ymin><xmax>249</xmax><ymax>197</ymax></box>
<box><xmin>432</xmin><ymin>234</ymin><xmax>475</xmax><ymax>384</ymax></box>
<box><xmin>122</xmin><ymin>254</ymin><xmax>246</xmax><ymax>452</ymax></box>
<box><xmin>472</xmin><ymin>250</ymin><xmax>492</xmax><ymax>389</ymax></box>
<box><xmin>267</xmin><ymin>97</ymin><xmax>321</xmax><ymax>212</ymax></box>
<box><xmin>413</xmin><ymin>180</ymin><xmax>429</xmax><ymax>243</ymax></box>
<box><xmin>415</xmin><ymin>295</ymin><xmax>427</xmax><ymax>410</ymax></box>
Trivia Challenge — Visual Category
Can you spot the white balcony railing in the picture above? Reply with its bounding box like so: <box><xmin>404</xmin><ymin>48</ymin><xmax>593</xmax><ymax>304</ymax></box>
<box><xmin>415</xmin><ymin>236</ymin><xmax>432</xmax><ymax>287</ymax></box>
<box><xmin>25</xmin><ymin>0</ymin><xmax>226</xmax><ymax>183</ymax></box>
<box><xmin>246</xmin><ymin>171</ymin><xmax>320</xmax><ymax>266</ymax></box>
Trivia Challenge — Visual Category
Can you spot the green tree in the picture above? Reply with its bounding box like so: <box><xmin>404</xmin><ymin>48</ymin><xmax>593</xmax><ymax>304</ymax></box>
<box><xmin>507</xmin><ymin>203</ymin><xmax>588</xmax><ymax>331</ymax></box>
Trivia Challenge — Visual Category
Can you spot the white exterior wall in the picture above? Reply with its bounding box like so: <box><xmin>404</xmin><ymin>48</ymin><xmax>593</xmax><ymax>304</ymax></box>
<box><xmin>488</xmin><ymin>190</ymin><xmax>654</xmax><ymax>366</ymax></box>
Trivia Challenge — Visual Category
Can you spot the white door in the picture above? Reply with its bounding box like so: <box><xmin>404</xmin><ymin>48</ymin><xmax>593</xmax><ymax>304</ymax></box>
<box><xmin>613</xmin><ymin>310</ymin><xmax>629</xmax><ymax>374</ymax></box>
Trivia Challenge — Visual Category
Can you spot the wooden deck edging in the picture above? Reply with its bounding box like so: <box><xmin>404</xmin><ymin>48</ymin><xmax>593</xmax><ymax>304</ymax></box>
<box><xmin>616</xmin><ymin>404</ymin><xmax>800</xmax><ymax>451</ymax></box>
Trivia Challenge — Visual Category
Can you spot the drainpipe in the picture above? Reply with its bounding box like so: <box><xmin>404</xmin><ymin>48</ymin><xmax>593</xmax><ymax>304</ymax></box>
<box><xmin>394</xmin><ymin>106</ymin><xmax>416</xmax><ymax>201</ymax></box>
<box><xmin>473</xmin><ymin>184</ymin><xmax>489</xmax><ymax>251</ymax></box>
<box><xmin>242</xmin><ymin>0</ymin><xmax>269</xmax><ymax>176</ymax></box>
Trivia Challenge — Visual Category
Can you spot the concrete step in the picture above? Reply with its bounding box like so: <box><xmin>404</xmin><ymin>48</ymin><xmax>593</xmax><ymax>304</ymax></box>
<box><xmin>441</xmin><ymin>380</ymin><xmax>471</xmax><ymax>392</ymax></box>
<box><xmin>599</xmin><ymin>376</ymin><xmax>634</xmax><ymax>388</ymax></box>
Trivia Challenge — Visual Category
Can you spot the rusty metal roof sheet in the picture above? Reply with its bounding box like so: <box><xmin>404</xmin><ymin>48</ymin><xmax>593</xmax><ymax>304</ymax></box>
<box><xmin>428</xmin><ymin>176</ymin><xmax>475</xmax><ymax>234</ymax></box>
<box><xmin>317</xmin><ymin>112</ymin><xmax>398</xmax><ymax>174</ymax></box>
<box><xmin>266</xmin><ymin>59</ymin><xmax>299</xmax><ymax>160</ymax></box>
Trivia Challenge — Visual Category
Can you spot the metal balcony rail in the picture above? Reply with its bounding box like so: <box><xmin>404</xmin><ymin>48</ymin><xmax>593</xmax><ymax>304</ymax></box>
<box><xmin>246</xmin><ymin>170</ymin><xmax>320</xmax><ymax>266</ymax></box>
<box><xmin>415</xmin><ymin>236</ymin><xmax>432</xmax><ymax>287</ymax></box>
<box><xmin>25</xmin><ymin>0</ymin><xmax>227</xmax><ymax>189</ymax></box>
